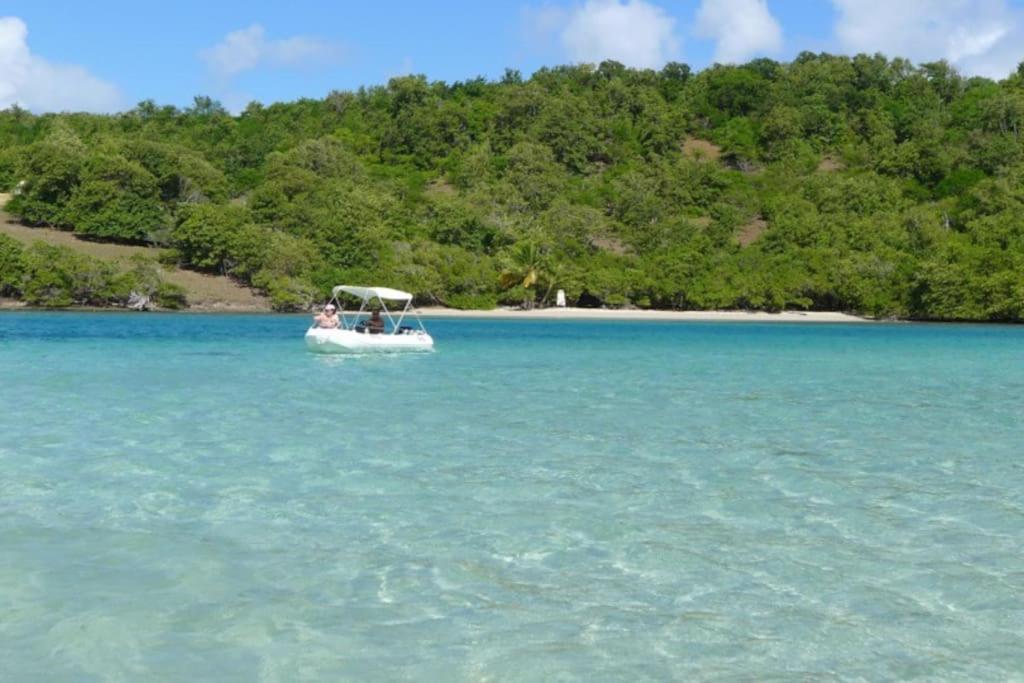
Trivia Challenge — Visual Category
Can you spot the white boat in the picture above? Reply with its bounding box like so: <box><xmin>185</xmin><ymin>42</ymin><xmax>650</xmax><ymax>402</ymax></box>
<box><xmin>305</xmin><ymin>285</ymin><xmax>434</xmax><ymax>354</ymax></box>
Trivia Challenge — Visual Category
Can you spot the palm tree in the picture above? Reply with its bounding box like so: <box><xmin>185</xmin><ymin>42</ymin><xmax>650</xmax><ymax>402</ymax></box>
<box><xmin>499</xmin><ymin>240</ymin><xmax>552</xmax><ymax>309</ymax></box>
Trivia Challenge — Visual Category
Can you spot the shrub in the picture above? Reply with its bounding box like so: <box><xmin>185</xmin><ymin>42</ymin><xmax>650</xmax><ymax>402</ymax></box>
<box><xmin>64</xmin><ymin>154</ymin><xmax>167</xmax><ymax>242</ymax></box>
<box><xmin>0</xmin><ymin>234</ymin><xmax>25</xmax><ymax>296</ymax></box>
<box><xmin>20</xmin><ymin>242</ymin><xmax>119</xmax><ymax>307</ymax></box>
<box><xmin>0</xmin><ymin>148</ymin><xmax>18</xmax><ymax>191</ymax></box>
<box><xmin>5</xmin><ymin>137</ymin><xmax>85</xmax><ymax>226</ymax></box>
<box><xmin>122</xmin><ymin>140</ymin><xmax>229</xmax><ymax>203</ymax></box>
<box><xmin>155</xmin><ymin>282</ymin><xmax>188</xmax><ymax>309</ymax></box>
<box><xmin>444</xmin><ymin>292</ymin><xmax>497</xmax><ymax>309</ymax></box>
<box><xmin>254</xmin><ymin>271</ymin><xmax>317</xmax><ymax>311</ymax></box>
<box><xmin>109</xmin><ymin>254</ymin><xmax>166</xmax><ymax>303</ymax></box>
<box><xmin>156</xmin><ymin>248</ymin><xmax>182</xmax><ymax>267</ymax></box>
<box><xmin>172</xmin><ymin>203</ymin><xmax>252</xmax><ymax>272</ymax></box>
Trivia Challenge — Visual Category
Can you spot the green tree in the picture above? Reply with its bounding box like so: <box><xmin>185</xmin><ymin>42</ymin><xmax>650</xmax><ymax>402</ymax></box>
<box><xmin>499</xmin><ymin>239</ymin><xmax>555</xmax><ymax>307</ymax></box>
<box><xmin>172</xmin><ymin>204</ymin><xmax>252</xmax><ymax>272</ymax></box>
<box><xmin>2</xmin><ymin>54</ymin><xmax>1024</xmax><ymax>319</ymax></box>
<box><xmin>503</xmin><ymin>141</ymin><xmax>565</xmax><ymax>211</ymax></box>
<box><xmin>20</xmin><ymin>243</ymin><xmax>119</xmax><ymax>307</ymax></box>
<box><xmin>5</xmin><ymin>124</ymin><xmax>86</xmax><ymax>226</ymax></box>
<box><xmin>0</xmin><ymin>234</ymin><xmax>25</xmax><ymax>296</ymax></box>
<box><xmin>65</xmin><ymin>154</ymin><xmax>167</xmax><ymax>242</ymax></box>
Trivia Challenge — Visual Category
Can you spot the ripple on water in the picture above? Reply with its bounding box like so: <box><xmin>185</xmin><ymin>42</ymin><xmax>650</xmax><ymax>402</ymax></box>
<box><xmin>1</xmin><ymin>314</ymin><xmax>1023</xmax><ymax>680</ymax></box>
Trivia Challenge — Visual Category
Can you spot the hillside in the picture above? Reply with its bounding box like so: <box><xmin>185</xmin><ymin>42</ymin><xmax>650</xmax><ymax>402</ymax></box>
<box><xmin>0</xmin><ymin>194</ymin><xmax>269</xmax><ymax>310</ymax></box>
<box><xmin>1</xmin><ymin>54</ymin><xmax>1023</xmax><ymax>319</ymax></box>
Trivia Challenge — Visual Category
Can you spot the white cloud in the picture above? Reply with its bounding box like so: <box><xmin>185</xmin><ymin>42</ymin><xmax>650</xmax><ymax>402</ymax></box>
<box><xmin>525</xmin><ymin>0</ymin><xmax>680</xmax><ymax>69</ymax></box>
<box><xmin>831</xmin><ymin>0</ymin><xmax>1024</xmax><ymax>78</ymax></box>
<box><xmin>200</xmin><ymin>24</ymin><xmax>341</xmax><ymax>79</ymax></box>
<box><xmin>0</xmin><ymin>16</ymin><xmax>122</xmax><ymax>113</ymax></box>
<box><xmin>695</xmin><ymin>0</ymin><xmax>783</xmax><ymax>64</ymax></box>
<box><xmin>521</xmin><ymin>5</ymin><xmax>569</xmax><ymax>54</ymax></box>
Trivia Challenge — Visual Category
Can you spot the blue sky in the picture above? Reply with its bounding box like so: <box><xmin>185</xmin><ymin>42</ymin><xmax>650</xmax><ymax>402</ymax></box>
<box><xmin>2</xmin><ymin>0</ymin><xmax>1024</xmax><ymax>113</ymax></box>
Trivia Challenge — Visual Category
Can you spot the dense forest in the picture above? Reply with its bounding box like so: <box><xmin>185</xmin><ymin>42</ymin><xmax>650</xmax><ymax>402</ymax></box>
<box><xmin>1</xmin><ymin>52</ymin><xmax>1024</xmax><ymax>319</ymax></box>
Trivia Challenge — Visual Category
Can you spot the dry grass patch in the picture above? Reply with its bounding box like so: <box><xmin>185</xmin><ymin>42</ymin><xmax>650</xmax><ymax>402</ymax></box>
<box><xmin>591</xmin><ymin>236</ymin><xmax>630</xmax><ymax>255</ymax></box>
<box><xmin>424</xmin><ymin>178</ymin><xmax>458</xmax><ymax>197</ymax></box>
<box><xmin>1</xmin><ymin>209</ymin><xmax>270</xmax><ymax>310</ymax></box>
<box><xmin>682</xmin><ymin>138</ymin><xmax>723</xmax><ymax>162</ymax></box>
<box><xmin>737</xmin><ymin>216</ymin><xmax>768</xmax><ymax>247</ymax></box>
<box><xmin>817</xmin><ymin>157</ymin><xmax>845</xmax><ymax>173</ymax></box>
<box><xmin>2</xmin><ymin>219</ymin><xmax>155</xmax><ymax>262</ymax></box>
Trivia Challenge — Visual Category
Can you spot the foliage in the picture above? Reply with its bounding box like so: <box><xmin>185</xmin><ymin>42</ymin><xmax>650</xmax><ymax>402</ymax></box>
<box><xmin>0</xmin><ymin>234</ymin><xmax>25</xmax><ymax>295</ymax></box>
<box><xmin>64</xmin><ymin>154</ymin><xmax>167</xmax><ymax>241</ymax></box>
<box><xmin>112</xmin><ymin>255</ymin><xmax>188</xmax><ymax>309</ymax></box>
<box><xmin>499</xmin><ymin>240</ymin><xmax>555</xmax><ymax>307</ymax></box>
<box><xmin>12</xmin><ymin>242</ymin><xmax>186</xmax><ymax>308</ymax></box>
<box><xmin>255</xmin><ymin>274</ymin><xmax>318</xmax><ymax>312</ymax></box>
<box><xmin>20</xmin><ymin>243</ymin><xmax>119</xmax><ymax>307</ymax></box>
<box><xmin>171</xmin><ymin>203</ymin><xmax>252</xmax><ymax>272</ymax></box>
<box><xmin>2</xmin><ymin>52</ymin><xmax>1024</xmax><ymax>319</ymax></box>
<box><xmin>0</xmin><ymin>148</ymin><xmax>18</xmax><ymax>190</ymax></box>
<box><xmin>5</xmin><ymin>124</ymin><xmax>86</xmax><ymax>226</ymax></box>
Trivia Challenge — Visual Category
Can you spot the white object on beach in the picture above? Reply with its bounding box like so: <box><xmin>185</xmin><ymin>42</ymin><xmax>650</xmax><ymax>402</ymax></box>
<box><xmin>305</xmin><ymin>285</ymin><xmax>434</xmax><ymax>354</ymax></box>
<box><xmin>556</xmin><ymin>289</ymin><xmax>566</xmax><ymax>307</ymax></box>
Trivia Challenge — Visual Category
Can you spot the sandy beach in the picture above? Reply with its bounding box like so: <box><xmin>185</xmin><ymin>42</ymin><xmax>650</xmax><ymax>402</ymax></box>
<box><xmin>1</xmin><ymin>299</ymin><xmax>870</xmax><ymax>320</ymax></box>
<box><xmin>1</xmin><ymin>296</ymin><xmax>872</xmax><ymax>320</ymax></box>
<box><xmin>416</xmin><ymin>307</ymin><xmax>872</xmax><ymax>322</ymax></box>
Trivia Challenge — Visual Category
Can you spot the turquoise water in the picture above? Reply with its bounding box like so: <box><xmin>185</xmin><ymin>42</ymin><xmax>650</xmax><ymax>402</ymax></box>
<box><xmin>2</xmin><ymin>313</ymin><xmax>1023</xmax><ymax>681</ymax></box>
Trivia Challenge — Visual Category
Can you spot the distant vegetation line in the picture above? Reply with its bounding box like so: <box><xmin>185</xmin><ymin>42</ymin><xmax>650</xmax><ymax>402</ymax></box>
<box><xmin>1</xmin><ymin>53</ymin><xmax>1023</xmax><ymax>320</ymax></box>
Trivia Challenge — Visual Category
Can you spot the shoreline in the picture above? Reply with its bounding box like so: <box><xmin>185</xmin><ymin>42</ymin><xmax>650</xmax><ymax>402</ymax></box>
<box><xmin>0</xmin><ymin>299</ymin><xmax>271</xmax><ymax>314</ymax></box>
<box><xmin>1</xmin><ymin>299</ymin><xmax>871</xmax><ymax>322</ymax></box>
<box><xmin>414</xmin><ymin>307</ymin><xmax>873</xmax><ymax>323</ymax></box>
<box><xmin>2</xmin><ymin>301</ymin><xmax>1020</xmax><ymax>324</ymax></box>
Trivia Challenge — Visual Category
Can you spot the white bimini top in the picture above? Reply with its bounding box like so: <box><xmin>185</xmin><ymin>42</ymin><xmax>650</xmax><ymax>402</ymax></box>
<box><xmin>332</xmin><ymin>285</ymin><xmax>413</xmax><ymax>302</ymax></box>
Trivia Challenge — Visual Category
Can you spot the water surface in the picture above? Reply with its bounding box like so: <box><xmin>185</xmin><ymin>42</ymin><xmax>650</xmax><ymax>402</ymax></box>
<box><xmin>1</xmin><ymin>313</ymin><xmax>1023</xmax><ymax>680</ymax></box>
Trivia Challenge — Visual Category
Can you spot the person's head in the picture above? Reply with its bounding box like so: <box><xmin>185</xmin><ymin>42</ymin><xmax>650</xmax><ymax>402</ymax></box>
<box><xmin>370</xmin><ymin>308</ymin><xmax>381</xmax><ymax>318</ymax></box>
<box><xmin>324</xmin><ymin>304</ymin><xmax>336</xmax><ymax>315</ymax></box>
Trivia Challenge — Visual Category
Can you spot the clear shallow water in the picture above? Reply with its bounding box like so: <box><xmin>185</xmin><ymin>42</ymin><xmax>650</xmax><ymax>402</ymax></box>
<box><xmin>1</xmin><ymin>313</ymin><xmax>1023</xmax><ymax>681</ymax></box>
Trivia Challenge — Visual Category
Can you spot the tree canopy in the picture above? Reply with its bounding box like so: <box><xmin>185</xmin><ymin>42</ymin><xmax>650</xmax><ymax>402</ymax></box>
<box><xmin>2</xmin><ymin>54</ymin><xmax>1024</xmax><ymax>319</ymax></box>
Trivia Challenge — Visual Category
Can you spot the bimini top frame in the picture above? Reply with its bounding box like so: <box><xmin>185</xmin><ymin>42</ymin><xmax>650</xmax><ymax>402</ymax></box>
<box><xmin>325</xmin><ymin>285</ymin><xmax>427</xmax><ymax>334</ymax></box>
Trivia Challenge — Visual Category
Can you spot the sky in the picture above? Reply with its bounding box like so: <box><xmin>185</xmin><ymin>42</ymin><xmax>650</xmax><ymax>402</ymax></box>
<box><xmin>2</xmin><ymin>0</ymin><xmax>1024</xmax><ymax>114</ymax></box>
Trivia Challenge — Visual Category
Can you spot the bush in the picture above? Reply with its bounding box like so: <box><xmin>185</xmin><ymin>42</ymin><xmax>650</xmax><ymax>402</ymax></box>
<box><xmin>172</xmin><ymin>203</ymin><xmax>252</xmax><ymax>272</ymax></box>
<box><xmin>65</xmin><ymin>154</ymin><xmax>167</xmax><ymax>242</ymax></box>
<box><xmin>12</xmin><ymin>246</ymin><xmax>186</xmax><ymax>309</ymax></box>
<box><xmin>444</xmin><ymin>292</ymin><xmax>497</xmax><ymax>309</ymax></box>
<box><xmin>155</xmin><ymin>282</ymin><xmax>188</xmax><ymax>309</ymax></box>
<box><xmin>0</xmin><ymin>148</ymin><xmax>18</xmax><ymax>191</ymax></box>
<box><xmin>20</xmin><ymin>242</ymin><xmax>119</xmax><ymax>307</ymax></box>
<box><xmin>230</xmin><ymin>226</ymin><xmax>321</xmax><ymax>283</ymax></box>
<box><xmin>5</xmin><ymin>136</ymin><xmax>85</xmax><ymax>226</ymax></box>
<box><xmin>110</xmin><ymin>255</ymin><xmax>190</xmax><ymax>309</ymax></box>
<box><xmin>156</xmin><ymin>248</ymin><xmax>182</xmax><ymax>267</ymax></box>
<box><xmin>122</xmin><ymin>140</ymin><xmax>229</xmax><ymax>203</ymax></box>
<box><xmin>0</xmin><ymin>234</ymin><xmax>25</xmax><ymax>296</ymax></box>
<box><xmin>254</xmin><ymin>272</ymin><xmax>317</xmax><ymax>311</ymax></box>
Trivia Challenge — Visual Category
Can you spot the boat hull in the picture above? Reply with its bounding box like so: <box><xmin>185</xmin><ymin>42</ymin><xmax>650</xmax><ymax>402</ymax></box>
<box><xmin>304</xmin><ymin>327</ymin><xmax>434</xmax><ymax>354</ymax></box>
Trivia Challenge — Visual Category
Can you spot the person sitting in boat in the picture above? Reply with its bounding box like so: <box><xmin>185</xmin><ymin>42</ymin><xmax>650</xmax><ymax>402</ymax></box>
<box><xmin>367</xmin><ymin>308</ymin><xmax>385</xmax><ymax>334</ymax></box>
<box><xmin>313</xmin><ymin>304</ymin><xmax>340</xmax><ymax>329</ymax></box>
